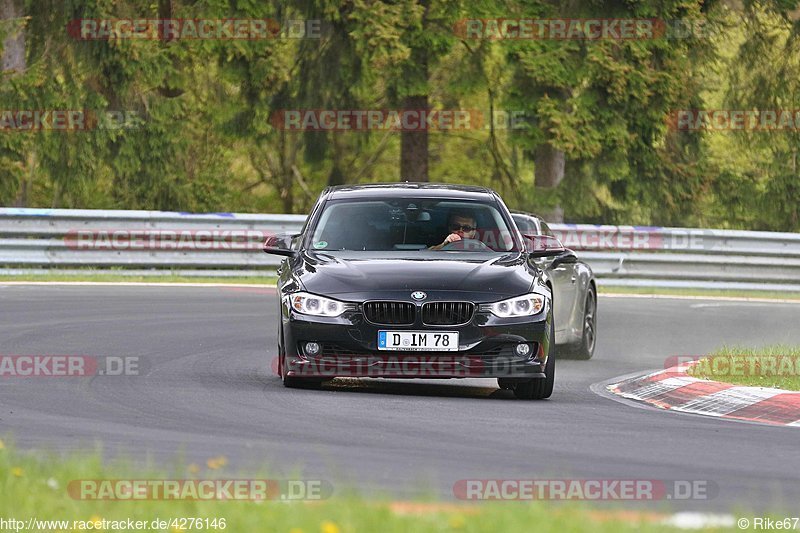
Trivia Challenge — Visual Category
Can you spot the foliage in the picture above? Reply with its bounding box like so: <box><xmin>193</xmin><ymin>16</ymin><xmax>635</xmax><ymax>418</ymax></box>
<box><xmin>0</xmin><ymin>0</ymin><xmax>798</xmax><ymax>231</ymax></box>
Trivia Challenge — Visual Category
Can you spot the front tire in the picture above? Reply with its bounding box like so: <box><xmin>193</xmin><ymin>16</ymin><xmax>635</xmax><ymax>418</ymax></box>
<box><xmin>513</xmin><ymin>320</ymin><xmax>555</xmax><ymax>400</ymax></box>
<box><xmin>573</xmin><ymin>286</ymin><xmax>597</xmax><ymax>360</ymax></box>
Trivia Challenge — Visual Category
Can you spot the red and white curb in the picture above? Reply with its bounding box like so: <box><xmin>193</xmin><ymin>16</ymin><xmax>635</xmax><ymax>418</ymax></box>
<box><xmin>607</xmin><ymin>363</ymin><xmax>800</xmax><ymax>426</ymax></box>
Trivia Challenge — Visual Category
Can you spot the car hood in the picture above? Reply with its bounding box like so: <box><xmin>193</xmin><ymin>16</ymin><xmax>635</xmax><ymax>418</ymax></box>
<box><xmin>295</xmin><ymin>251</ymin><xmax>538</xmax><ymax>301</ymax></box>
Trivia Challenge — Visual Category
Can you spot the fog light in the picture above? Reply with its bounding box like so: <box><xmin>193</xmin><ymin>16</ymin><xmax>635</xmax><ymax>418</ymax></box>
<box><xmin>515</xmin><ymin>343</ymin><xmax>531</xmax><ymax>356</ymax></box>
<box><xmin>305</xmin><ymin>342</ymin><xmax>321</xmax><ymax>356</ymax></box>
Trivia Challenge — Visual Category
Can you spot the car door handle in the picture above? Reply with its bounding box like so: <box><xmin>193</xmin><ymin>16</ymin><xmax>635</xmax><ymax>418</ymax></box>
<box><xmin>571</xmin><ymin>274</ymin><xmax>577</xmax><ymax>283</ymax></box>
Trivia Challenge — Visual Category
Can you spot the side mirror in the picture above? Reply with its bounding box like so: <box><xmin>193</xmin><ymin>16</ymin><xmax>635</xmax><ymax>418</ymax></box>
<box><xmin>263</xmin><ymin>233</ymin><xmax>298</xmax><ymax>257</ymax></box>
<box><xmin>551</xmin><ymin>250</ymin><xmax>578</xmax><ymax>269</ymax></box>
<box><xmin>522</xmin><ymin>233</ymin><xmax>566</xmax><ymax>257</ymax></box>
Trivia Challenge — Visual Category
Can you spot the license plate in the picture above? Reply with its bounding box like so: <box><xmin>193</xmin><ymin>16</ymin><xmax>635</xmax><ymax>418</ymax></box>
<box><xmin>378</xmin><ymin>331</ymin><xmax>459</xmax><ymax>351</ymax></box>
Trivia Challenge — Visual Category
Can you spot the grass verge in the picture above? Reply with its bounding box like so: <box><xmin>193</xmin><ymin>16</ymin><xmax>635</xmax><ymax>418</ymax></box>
<box><xmin>0</xmin><ymin>441</ymin><xmax>726</xmax><ymax>532</ymax></box>
<box><xmin>687</xmin><ymin>346</ymin><xmax>800</xmax><ymax>390</ymax></box>
<box><xmin>599</xmin><ymin>285</ymin><xmax>800</xmax><ymax>301</ymax></box>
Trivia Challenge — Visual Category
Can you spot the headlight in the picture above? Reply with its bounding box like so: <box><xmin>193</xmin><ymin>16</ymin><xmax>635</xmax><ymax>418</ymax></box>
<box><xmin>289</xmin><ymin>292</ymin><xmax>348</xmax><ymax>317</ymax></box>
<box><xmin>483</xmin><ymin>294</ymin><xmax>545</xmax><ymax>318</ymax></box>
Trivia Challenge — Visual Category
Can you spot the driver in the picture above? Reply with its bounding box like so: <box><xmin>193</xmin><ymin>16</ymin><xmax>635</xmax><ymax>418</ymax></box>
<box><xmin>429</xmin><ymin>210</ymin><xmax>478</xmax><ymax>250</ymax></box>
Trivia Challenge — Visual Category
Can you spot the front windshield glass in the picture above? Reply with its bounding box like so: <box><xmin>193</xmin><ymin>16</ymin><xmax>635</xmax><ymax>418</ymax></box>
<box><xmin>309</xmin><ymin>198</ymin><xmax>520</xmax><ymax>253</ymax></box>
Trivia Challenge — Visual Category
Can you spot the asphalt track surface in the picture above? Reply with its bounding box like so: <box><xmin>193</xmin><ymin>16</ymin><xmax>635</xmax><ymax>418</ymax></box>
<box><xmin>2</xmin><ymin>284</ymin><xmax>800</xmax><ymax>513</ymax></box>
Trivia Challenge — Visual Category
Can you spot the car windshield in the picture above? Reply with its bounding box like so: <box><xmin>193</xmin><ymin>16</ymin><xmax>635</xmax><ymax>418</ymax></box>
<box><xmin>512</xmin><ymin>215</ymin><xmax>538</xmax><ymax>233</ymax></box>
<box><xmin>309</xmin><ymin>198</ymin><xmax>520</xmax><ymax>253</ymax></box>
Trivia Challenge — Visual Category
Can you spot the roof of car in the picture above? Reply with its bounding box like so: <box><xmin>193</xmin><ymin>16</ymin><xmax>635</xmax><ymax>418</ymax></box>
<box><xmin>511</xmin><ymin>210</ymin><xmax>543</xmax><ymax>221</ymax></box>
<box><xmin>325</xmin><ymin>182</ymin><xmax>497</xmax><ymax>200</ymax></box>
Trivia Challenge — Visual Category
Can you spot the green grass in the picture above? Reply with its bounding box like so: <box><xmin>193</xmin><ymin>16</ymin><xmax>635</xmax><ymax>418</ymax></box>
<box><xmin>599</xmin><ymin>285</ymin><xmax>800</xmax><ymax>301</ymax></box>
<box><xmin>687</xmin><ymin>346</ymin><xmax>800</xmax><ymax>390</ymax></box>
<box><xmin>0</xmin><ymin>274</ymin><xmax>277</xmax><ymax>285</ymax></box>
<box><xmin>0</xmin><ymin>441</ymin><xmax>736</xmax><ymax>532</ymax></box>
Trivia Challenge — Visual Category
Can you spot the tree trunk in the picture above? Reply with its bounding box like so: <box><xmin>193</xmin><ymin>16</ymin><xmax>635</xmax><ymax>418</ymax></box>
<box><xmin>534</xmin><ymin>143</ymin><xmax>565</xmax><ymax>188</ymax></box>
<box><xmin>280</xmin><ymin>171</ymin><xmax>294</xmax><ymax>213</ymax></box>
<box><xmin>400</xmin><ymin>95</ymin><xmax>429</xmax><ymax>181</ymax></box>
<box><xmin>534</xmin><ymin>143</ymin><xmax>566</xmax><ymax>222</ymax></box>
<box><xmin>328</xmin><ymin>165</ymin><xmax>344</xmax><ymax>187</ymax></box>
<box><xmin>278</xmin><ymin>131</ymin><xmax>295</xmax><ymax>213</ymax></box>
<box><xmin>13</xmin><ymin>151</ymin><xmax>34</xmax><ymax>207</ymax></box>
<box><xmin>398</xmin><ymin>0</ymin><xmax>430</xmax><ymax>182</ymax></box>
<box><xmin>327</xmin><ymin>134</ymin><xmax>346</xmax><ymax>186</ymax></box>
<box><xmin>1</xmin><ymin>0</ymin><xmax>25</xmax><ymax>76</ymax></box>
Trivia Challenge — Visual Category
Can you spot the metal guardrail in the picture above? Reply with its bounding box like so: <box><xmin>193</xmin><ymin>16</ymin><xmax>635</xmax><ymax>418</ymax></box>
<box><xmin>1</xmin><ymin>208</ymin><xmax>799</xmax><ymax>291</ymax></box>
<box><xmin>0</xmin><ymin>208</ymin><xmax>301</xmax><ymax>271</ymax></box>
<box><xmin>548</xmin><ymin>225</ymin><xmax>800</xmax><ymax>291</ymax></box>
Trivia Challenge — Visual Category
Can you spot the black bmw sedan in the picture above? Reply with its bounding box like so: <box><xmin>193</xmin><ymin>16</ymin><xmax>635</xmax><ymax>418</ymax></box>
<box><xmin>263</xmin><ymin>183</ymin><xmax>566</xmax><ymax>399</ymax></box>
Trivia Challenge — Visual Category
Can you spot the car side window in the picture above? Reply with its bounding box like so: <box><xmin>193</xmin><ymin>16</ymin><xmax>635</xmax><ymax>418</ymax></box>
<box><xmin>540</xmin><ymin>221</ymin><xmax>555</xmax><ymax>237</ymax></box>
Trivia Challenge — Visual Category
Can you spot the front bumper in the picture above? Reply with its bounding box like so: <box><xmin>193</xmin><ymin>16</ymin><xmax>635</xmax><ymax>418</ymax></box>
<box><xmin>280</xmin><ymin>301</ymin><xmax>552</xmax><ymax>379</ymax></box>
